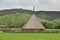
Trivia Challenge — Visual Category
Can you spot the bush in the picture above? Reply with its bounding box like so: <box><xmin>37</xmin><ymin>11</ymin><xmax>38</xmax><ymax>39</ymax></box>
<box><xmin>38</xmin><ymin>18</ymin><xmax>53</xmax><ymax>29</ymax></box>
<box><xmin>44</xmin><ymin>29</ymin><xmax>59</xmax><ymax>33</ymax></box>
<box><xmin>52</xmin><ymin>19</ymin><xmax>60</xmax><ymax>29</ymax></box>
<box><xmin>0</xmin><ymin>25</ymin><xmax>7</xmax><ymax>28</ymax></box>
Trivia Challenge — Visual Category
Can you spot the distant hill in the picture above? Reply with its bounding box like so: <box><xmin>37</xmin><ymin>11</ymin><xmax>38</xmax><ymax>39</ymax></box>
<box><xmin>0</xmin><ymin>9</ymin><xmax>60</xmax><ymax>20</ymax></box>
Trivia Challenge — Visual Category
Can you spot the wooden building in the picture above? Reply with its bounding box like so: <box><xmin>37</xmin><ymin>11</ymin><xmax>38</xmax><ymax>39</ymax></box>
<box><xmin>21</xmin><ymin>14</ymin><xmax>45</xmax><ymax>32</ymax></box>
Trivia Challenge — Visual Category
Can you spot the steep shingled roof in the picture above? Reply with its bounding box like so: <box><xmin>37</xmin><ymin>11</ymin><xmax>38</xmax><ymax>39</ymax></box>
<box><xmin>22</xmin><ymin>14</ymin><xmax>45</xmax><ymax>29</ymax></box>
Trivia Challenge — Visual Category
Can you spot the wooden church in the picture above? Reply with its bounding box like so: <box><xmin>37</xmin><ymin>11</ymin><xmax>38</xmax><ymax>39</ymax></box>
<box><xmin>21</xmin><ymin>7</ymin><xmax>45</xmax><ymax>32</ymax></box>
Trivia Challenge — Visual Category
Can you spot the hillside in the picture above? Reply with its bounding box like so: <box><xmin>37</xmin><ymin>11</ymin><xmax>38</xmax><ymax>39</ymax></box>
<box><xmin>0</xmin><ymin>13</ymin><xmax>31</xmax><ymax>28</ymax></box>
<box><xmin>0</xmin><ymin>13</ymin><xmax>54</xmax><ymax>28</ymax></box>
<box><xmin>0</xmin><ymin>12</ymin><xmax>60</xmax><ymax>29</ymax></box>
<box><xmin>0</xmin><ymin>9</ymin><xmax>60</xmax><ymax>20</ymax></box>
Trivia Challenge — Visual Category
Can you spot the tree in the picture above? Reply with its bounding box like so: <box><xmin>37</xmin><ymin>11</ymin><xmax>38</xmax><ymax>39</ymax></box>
<box><xmin>52</xmin><ymin>19</ymin><xmax>60</xmax><ymax>29</ymax></box>
<box><xmin>7</xmin><ymin>19</ymin><xmax>14</xmax><ymax>31</ymax></box>
<box><xmin>38</xmin><ymin>12</ymin><xmax>48</xmax><ymax>19</ymax></box>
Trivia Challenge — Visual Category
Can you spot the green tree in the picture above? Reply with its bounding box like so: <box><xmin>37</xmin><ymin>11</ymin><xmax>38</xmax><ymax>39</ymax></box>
<box><xmin>52</xmin><ymin>19</ymin><xmax>60</xmax><ymax>29</ymax></box>
<box><xmin>38</xmin><ymin>12</ymin><xmax>48</xmax><ymax>19</ymax></box>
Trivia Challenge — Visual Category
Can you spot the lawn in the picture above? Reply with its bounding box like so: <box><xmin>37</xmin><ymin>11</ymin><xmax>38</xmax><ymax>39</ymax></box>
<box><xmin>0</xmin><ymin>33</ymin><xmax>60</xmax><ymax>40</ymax></box>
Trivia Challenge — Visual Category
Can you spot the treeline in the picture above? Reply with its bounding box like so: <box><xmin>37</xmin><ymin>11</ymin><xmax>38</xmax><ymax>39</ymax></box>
<box><xmin>0</xmin><ymin>9</ymin><xmax>60</xmax><ymax>20</ymax></box>
<box><xmin>39</xmin><ymin>18</ymin><xmax>60</xmax><ymax>29</ymax></box>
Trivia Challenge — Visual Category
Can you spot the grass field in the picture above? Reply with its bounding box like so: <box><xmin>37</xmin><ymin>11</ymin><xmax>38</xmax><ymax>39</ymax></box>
<box><xmin>0</xmin><ymin>33</ymin><xmax>60</xmax><ymax>40</ymax></box>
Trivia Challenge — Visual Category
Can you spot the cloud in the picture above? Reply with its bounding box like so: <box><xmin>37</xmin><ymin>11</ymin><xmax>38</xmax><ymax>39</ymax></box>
<box><xmin>36</xmin><ymin>0</ymin><xmax>60</xmax><ymax>11</ymax></box>
<box><xmin>0</xmin><ymin>0</ymin><xmax>60</xmax><ymax>11</ymax></box>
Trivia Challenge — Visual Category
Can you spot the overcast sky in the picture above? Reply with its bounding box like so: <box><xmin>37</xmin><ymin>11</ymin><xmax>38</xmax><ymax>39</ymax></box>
<box><xmin>0</xmin><ymin>0</ymin><xmax>60</xmax><ymax>11</ymax></box>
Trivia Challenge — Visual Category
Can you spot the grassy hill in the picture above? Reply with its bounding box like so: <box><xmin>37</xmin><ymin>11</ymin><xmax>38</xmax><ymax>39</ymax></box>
<box><xmin>0</xmin><ymin>13</ymin><xmax>31</xmax><ymax>28</ymax></box>
<box><xmin>0</xmin><ymin>13</ymin><xmax>52</xmax><ymax>28</ymax></box>
<box><xmin>0</xmin><ymin>9</ymin><xmax>60</xmax><ymax>20</ymax></box>
<box><xmin>0</xmin><ymin>9</ymin><xmax>60</xmax><ymax>29</ymax></box>
<box><xmin>0</xmin><ymin>13</ymin><xmax>59</xmax><ymax>29</ymax></box>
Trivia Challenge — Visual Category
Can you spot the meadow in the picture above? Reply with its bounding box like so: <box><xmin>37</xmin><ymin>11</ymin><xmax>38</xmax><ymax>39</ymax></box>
<box><xmin>0</xmin><ymin>33</ymin><xmax>60</xmax><ymax>40</ymax></box>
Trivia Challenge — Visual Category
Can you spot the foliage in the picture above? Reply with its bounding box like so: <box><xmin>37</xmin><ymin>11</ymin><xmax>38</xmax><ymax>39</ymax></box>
<box><xmin>0</xmin><ymin>25</ymin><xmax>6</xmax><ymax>28</ymax></box>
<box><xmin>52</xmin><ymin>19</ymin><xmax>60</xmax><ymax>29</ymax></box>
<box><xmin>38</xmin><ymin>18</ymin><xmax>53</xmax><ymax>29</ymax></box>
<box><xmin>0</xmin><ymin>13</ymin><xmax>31</xmax><ymax>28</ymax></box>
<box><xmin>0</xmin><ymin>13</ymin><xmax>60</xmax><ymax>29</ymax></box>
<box><xmin>38</xmin><ymin>18</ymin><xmax>60</xmax><ymax>29</ymax></box>
<box><xmin>37</xmin><ymin>12</ymin><xmax>48</xmax><ymax>19</ymax></box>
<box><xmin>44</xmin><ymin>29</ymin><xmax>59</xmax><ymax>33</ymax></box>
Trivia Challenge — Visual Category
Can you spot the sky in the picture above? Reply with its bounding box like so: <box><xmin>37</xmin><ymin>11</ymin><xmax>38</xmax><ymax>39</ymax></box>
<box><xmin>0</xmin><ymin>0</ymin><xmax>60</xmax><ymax>11</ymax></box>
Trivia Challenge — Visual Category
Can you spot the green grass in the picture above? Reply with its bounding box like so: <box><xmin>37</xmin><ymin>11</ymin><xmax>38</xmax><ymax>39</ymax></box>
<box><xmin>1</xmin><ymin>33</ymin><xmax>60</xmax><ymax>40</ymax></box>
<box><xmin>0</xmin><ymin>32</ymin><xmax>2</xmax><ymax>40</ymax></box>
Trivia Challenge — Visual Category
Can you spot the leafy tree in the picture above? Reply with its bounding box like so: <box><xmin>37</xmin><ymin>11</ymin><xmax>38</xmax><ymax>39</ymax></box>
<box><xmin>38</xmin><ymin>12</ymin><xmax>48</xmax><ymax>19</ymax></box>
<box><xmin>38</xmin><ymin>18</ymin><xmax>53</xmax><ymax>29</ymax></box>
<box><xmin>52</xmin><ymin>19</ymin><xmax>60</xmax><ymax>29</ymax></box>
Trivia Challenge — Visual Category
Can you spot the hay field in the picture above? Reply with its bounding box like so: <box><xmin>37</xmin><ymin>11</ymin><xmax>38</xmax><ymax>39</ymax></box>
<box><xmin>0</xmin><ymin>33</ymin><xmax>60</xmax><ymax>40</ymax></box>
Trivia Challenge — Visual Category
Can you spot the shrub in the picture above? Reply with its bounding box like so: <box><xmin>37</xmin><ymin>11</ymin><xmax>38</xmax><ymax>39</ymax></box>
<box><xmin>38</xmin><ymin>18</ymin><xmax>53</xmax><ymax>29</ymax></box>
<box><xmin>0</xmin><ymin>25</ymin><xmax>7</xmax><ymax>28</ymax></box>
<box><xmin>52</xmin><ymin>19</ymin><xmax>60</xmax><ymax>29</ymax></box>
<box><xmin>44</xmin><ymin>29</ymin><xmax>59</xmax><ymax>33</ymax></box>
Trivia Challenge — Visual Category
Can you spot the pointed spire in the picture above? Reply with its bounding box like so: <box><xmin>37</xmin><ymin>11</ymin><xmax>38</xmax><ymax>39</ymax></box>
<box><xmin>22</xmin><ymin>14</ymin><xmax>45</xmax><ymax>29</ymax></box>
<box><xmin>33</xmin><ymin>6</ymin><xmax>35</xmax><ymax>11</ymax></box>
<box><xmin>33</xmin><ymin>6</ymin><xmax>35</xmax><ymax>13</ymax></box>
